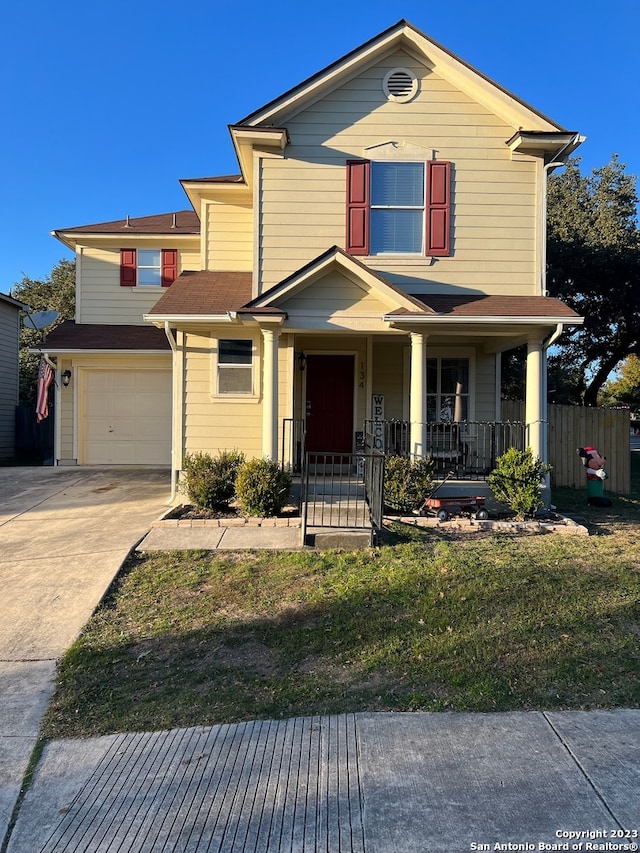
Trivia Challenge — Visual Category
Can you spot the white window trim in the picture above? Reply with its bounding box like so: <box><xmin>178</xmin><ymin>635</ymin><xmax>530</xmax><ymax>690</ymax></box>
<box><xmin>136</xmin><ymin>249</ymin><xmax>162</xmax><ymax>287</ymax></box>
<box><xmin>370</xmin><ymin>160</ymin><xmax>426</xmax><ymax>256</ymax></box>
<box><xmin>213</xmin><ymin>336</ymin><xmax>259</xmax><ymax>401</ymax></box>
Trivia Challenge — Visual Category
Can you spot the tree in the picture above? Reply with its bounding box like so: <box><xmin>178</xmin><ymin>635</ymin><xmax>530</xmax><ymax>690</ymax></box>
<box><xmin>11</xmin><ymin>259</ymin><xmax>76</xmax><ymax>405</ymax></box>
<box><xmin>546</xmin><ymin>155</ymin><xmax>640</xmax><ymax>406</ymax></box>
<box><xmin>599</xmin><ymin>355</ymin><xmax>640</xmax><ymax>410</ymax></box>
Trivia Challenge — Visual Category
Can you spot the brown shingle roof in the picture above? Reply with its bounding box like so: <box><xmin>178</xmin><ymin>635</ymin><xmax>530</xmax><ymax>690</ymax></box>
<box><xmin>395</xmin><ymin>294</ymin><xmax>580</xmax><ymax>318</ymax></box>
<box><xmin>43</xmin><ymin>321</ymin><xmax>171</xmax><ymax>351</ymax></box>
<box><xmin>55</xmin><ymin>210</ymin><xmax>200</xmax><ymax>235</ymax></box>
<box><xmin>147</xmin><ymin>271</ymin><xmax>254</xmax><ymax>315</ymax></box>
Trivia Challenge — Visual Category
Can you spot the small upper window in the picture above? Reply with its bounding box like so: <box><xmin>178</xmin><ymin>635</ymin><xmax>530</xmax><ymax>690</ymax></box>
<box><xmin>137</xmin><ymin>249</ymin><xmax>162</xmax><ymax>286</ymax></box>
<box><xmin>218</xmin><ymin>339</ymin><xmax>253</xmax><ymax>395</ymax></box>
<box><xmin>383</xmin><ymin>68</ymin><xmax>418</xmax><ymax>103</ymax></box>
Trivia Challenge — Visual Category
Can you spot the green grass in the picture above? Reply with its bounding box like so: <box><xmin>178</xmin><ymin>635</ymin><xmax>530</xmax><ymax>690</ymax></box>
<box><xmin>41</xmin><ymin>462</ymin><xmax>640</xmax><ymax>738</ymax></box>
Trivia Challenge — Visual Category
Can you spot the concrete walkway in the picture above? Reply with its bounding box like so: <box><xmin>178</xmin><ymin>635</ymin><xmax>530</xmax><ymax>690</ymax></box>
<box><xmin>0</xmin><ymin>467</ymin><xmax>171</xmax><ymax>849</ymax></box>
<box><xmin>1</xmin><ymin>467</ymin><xmax>639</xmax><ymax>852</ymax></box>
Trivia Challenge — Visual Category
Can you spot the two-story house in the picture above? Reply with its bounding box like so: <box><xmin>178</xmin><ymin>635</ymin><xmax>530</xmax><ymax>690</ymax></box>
<box><xmin>45</xmin><ymin>20</ymin><xmax>583</xmax><ymax>492</ymax></box>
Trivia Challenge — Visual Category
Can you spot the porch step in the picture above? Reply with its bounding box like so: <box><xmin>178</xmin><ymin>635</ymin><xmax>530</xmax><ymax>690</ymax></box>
<box><xmin>305</xmin><ymin>501</ymin><xmax>370</xmax><ymax>528</ymax></box>
<box><xmin>309</xmin><ymin>529</ymin><xmax>373</xmax><ymax>549</ymax></box>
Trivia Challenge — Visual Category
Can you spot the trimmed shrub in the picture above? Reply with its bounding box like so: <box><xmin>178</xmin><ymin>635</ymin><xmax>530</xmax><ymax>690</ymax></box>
<box><xmin>181</xmin><ymin>450</ymin><xmax>245</xmax><ymax>510</ymax></box>
<box><xmin>488</xmin><ymin>447</ymin><xmax>551</xmax><ymax>520</ymax></box>
<box><xmin>235</xmin><ymin>457</ymin><xmax>292</xmax><ymax>517</ymax></box>
<box><xmin>384</xmin><ymin>455</ymin><xmax>435</xmax><ymax>513</ymax></box>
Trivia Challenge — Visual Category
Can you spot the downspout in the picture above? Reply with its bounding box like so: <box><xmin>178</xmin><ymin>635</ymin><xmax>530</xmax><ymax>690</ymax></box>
<box><xmin>163</xmin><ymin>322</ymin><xmax>179</xmax><ymax>504</ymax></box>
<box><xmin>538</xmin><ymin>133</ymin><xmax>580</xmax><ymax>499</ymax></box>
<box><xmin>541</xmin><ymin>132</ymin><xmax>581</xmax><ymax>295</ymax></box>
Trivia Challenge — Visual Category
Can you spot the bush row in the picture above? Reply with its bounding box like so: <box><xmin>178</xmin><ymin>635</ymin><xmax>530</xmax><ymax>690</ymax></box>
<box><xmin>181</xmin><ymin>451</ymin><xmax>292</xmax><ymax>517</ymax></box>
<box><xmin>182</xmin><ymin>446</ymin><xmax>550</xmax><ymax>521</ymax></box>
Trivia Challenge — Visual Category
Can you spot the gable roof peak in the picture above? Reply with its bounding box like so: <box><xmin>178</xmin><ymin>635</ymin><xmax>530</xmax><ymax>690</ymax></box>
<box><xmin>238</xmin><ymin>19</ymin><xmax>565</xmax><ymax>133</ymax></box>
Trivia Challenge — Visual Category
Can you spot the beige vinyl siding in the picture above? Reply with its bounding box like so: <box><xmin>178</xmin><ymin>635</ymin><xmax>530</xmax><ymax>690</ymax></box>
<box><xmin>372</xmin><ymin>341</ymin><xmax>405</xmax><ymax>421</ymax></box>
<box><xmin>77</xmin><ymin>243</ymin><xmax>200</xmax><ymax>325</ymax></box>
<box><xmin>182</xmin><ymin>330</ymin><xmax>292</xmax><ymax>461</ymax></box>
<box><xmin>280</xmin><ymin>271</ymin><xmax>393</xmax><ymax>314</ymax></box>
<box><xmin>474</xmin><ymin>351</ymin><xmax>498</xmax><ymax>422</ymax></box>
<box><xmin>182</xmin><ymin>330</ymin><xmax>262</xmax><ymax>458</ymax></box>
<box><xmin>57</xmin><ymin>358</ymin><xmax>75</xmax><ymax>462</ymax></box>
<box><xmin>258</xmin><ymin>49</ymin><xmax>537</xmax><ymax>295</ymax></box>
<box><xmin>0</xmin><ymin>302</ymin><xmax>20</xmax><ymax>459</ymax></box>
<box><xmin>205</xmin><ymin>201</ymin><xmax>253</xmax><ymax>271</ymax></box>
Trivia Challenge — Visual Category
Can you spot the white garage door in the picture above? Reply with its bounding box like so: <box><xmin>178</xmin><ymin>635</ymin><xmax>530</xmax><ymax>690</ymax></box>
<box><xmin>83</xmin><ymin>370</ymin><xmax>172</xmax><ymax>464</ymax></box>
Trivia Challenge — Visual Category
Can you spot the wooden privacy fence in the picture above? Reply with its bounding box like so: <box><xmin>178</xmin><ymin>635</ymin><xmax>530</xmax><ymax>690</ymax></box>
<box><xmin>501</xmin><ymin>402</ymin><xmax>631</xmax><ymax>494</ymax></box>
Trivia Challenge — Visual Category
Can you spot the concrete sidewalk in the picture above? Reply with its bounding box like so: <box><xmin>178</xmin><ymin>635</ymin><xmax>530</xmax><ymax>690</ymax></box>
<box><xmin>7</xmin><ymin>710</ymin><xmax>640</xmax><ymax>852</ymax></box>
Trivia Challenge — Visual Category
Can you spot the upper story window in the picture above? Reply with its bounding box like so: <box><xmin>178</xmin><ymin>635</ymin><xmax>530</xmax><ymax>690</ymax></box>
<box><xmin>120</xmin><ymin>249</ymin><xmax>178</xmax><ymax>287</ymax></box>
<box><xmin>217</xmin><ymin>339</ymin><xmax>253</xmax><ymax>395</ymax></box>
<box><xmin>346</xmin><ymin>159</ymin><xmax>451</xmax><ymax>257</ymax></box>
<box><xmin>371</xmin><ymin>162</ymin><xmax>425</xmax><ymax>254</ymax></box>
<box><xmin>137</xmin><ymin>250</ymin><xmax>162</xmax><ymax>286</ymax></box>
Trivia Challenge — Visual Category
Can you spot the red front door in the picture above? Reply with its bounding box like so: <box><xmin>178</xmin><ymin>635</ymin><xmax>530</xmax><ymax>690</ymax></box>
<box><xmin>305</xmin><ymin>354</ymin><xmax>354</xmax><ymax>454</ymax></box>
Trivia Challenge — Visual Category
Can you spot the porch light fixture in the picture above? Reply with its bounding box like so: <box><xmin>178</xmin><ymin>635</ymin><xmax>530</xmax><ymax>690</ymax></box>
<box><xmin>61</xmin><ymin>369</ymin><xmax>72</xmax><ymax>387</ymax></box>
<box><xmin>294</xmin><ymin>351</ymin><xmax>307</xmax><ymax>372</ymax></box>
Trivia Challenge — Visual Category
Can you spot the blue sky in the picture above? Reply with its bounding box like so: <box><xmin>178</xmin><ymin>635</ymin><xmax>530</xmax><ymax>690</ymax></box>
<box><xmin>2</xmin><ymin>0</ymin><xmax>638</xmax><ymax>293</ymax></box>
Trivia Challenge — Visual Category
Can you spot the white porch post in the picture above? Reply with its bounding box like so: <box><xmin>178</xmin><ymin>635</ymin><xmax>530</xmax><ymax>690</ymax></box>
<box><xmin>409</xmin><ymin>332</ymin><xmax>428</xmax><ymax>458</ymax></box>
<box><xmin>525</xmin><ymin>337</ymin><xmax>544</xmax><ymax>461</ymax></box>
<box><xmin>261</xmin><ymin>326</ymin><xmax>280</xmax><ymax>460</ymax></box>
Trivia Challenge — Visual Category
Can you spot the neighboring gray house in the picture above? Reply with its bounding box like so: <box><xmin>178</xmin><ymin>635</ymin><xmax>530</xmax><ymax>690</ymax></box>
<box><xmin>0</xmin><ymin>293</ymin><xmax>26</xmax><ymax>460</ymax></box>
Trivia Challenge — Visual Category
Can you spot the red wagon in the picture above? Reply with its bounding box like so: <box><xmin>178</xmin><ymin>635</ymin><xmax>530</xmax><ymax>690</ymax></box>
<box><xmin>420</xmin><ymin>494</ymin><xmax>489</xmax><ymax>522</ymax></box>
<box><xmin>419</xmin><ymin>471</ymin><xmax>490</xmax><ymax>521</ymax></box>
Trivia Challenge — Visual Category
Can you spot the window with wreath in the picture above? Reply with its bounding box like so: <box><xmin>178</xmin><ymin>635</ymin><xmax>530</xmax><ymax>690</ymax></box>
<box><xmin>217</xmin><ymin>339</ymin><xmax>253</xmax><ymax>395</ymax></box>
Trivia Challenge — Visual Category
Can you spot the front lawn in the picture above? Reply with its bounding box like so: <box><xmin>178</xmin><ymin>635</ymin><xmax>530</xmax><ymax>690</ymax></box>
<box><xmin>42</xmin><ymin>468</ymin><xmax>640</xmax><ymax>738</ymax></box>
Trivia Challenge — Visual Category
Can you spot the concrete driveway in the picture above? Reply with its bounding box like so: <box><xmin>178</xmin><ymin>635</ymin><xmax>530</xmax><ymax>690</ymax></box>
<box><xmin>0</xmin><ymin>466</ymin><xmax>170</xmax><ymax>841</ymax></box>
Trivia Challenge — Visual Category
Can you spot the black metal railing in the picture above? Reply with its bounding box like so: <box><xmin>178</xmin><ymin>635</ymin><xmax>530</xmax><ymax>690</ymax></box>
<box><xmin>300</xmin><ymin>448</ymin><xmax>385</xmax><ymax>543</ymax></box>
<box><xmin>281</xmin><ymin>418</ymin><xmax>306</xmax><ymax>473</ymax></box>
<box><xmin>364</xmin><ymin>434</ymin><xmax>385</xmax><ymax>530</ymax></box>
<box><xmin>363</xmin><ymin>419</ymin><xmax>527</xmax><ymax>480</ymax></box>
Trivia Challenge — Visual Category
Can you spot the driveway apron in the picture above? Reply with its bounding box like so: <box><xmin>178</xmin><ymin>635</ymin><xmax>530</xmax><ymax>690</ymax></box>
<box><xmin>0</xmin><ymin>467</ymin><xmax>170</xmax><ymax>841</ymax></box>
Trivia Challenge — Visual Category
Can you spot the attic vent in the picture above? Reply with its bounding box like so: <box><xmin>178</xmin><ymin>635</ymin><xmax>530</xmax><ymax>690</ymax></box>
<box><xmin>383</xmin><ymin>68</ymin><xmax>418</xmax><ymax>103</ymax></box>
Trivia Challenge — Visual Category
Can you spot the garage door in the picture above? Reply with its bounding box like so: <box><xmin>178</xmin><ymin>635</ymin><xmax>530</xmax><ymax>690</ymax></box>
<box><xmin>83</xmin><ymin>370</ymin><xmax>172</xmax><ymax>464</ymax></box>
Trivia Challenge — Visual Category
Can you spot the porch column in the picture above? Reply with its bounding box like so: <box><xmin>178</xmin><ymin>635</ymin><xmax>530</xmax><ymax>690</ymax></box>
<box><xmin>261</xmin><ymin>326</ymin><xmax>280</xmax><ymax>460</ymax></box>
<box><xmin>409</xmin><ymin>332</ymin><xmax>428</xmax><ymax>458</ymax></box>
<box><xmin>525</xmin><ymin>337</ymin><xmax>544</xmax><ymax>461</ymax></box>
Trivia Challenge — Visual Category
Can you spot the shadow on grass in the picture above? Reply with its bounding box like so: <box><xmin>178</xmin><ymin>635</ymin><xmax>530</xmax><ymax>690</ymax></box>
<box><xmin>42</xmin><ymin>536</ymin><xmax>640</xmax><ymax>739</ymax></box>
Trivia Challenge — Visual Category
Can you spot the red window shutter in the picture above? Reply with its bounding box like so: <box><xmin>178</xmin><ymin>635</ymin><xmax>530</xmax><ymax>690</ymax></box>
<box><xmin>120</xmin><ymin>249</ymin><xmax>137</xmax><ymax>286</ymax></box>
<box><xmin>161</xmin><ymin>249</ymin><xmax>178</xmax><ymax>287</ymax></box>
<box><xmin>426</xmin><ymin>161</ymin><xmax>451</xmax><ymax>257</ymax></box>
<box><xmin>346</xmin><ymin>160</ymin><xmax>370</xmax><ymax>255</ymax></box>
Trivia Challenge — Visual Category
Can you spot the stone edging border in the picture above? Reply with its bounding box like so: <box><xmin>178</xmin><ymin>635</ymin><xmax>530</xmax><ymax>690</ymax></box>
<box><xmin>153</xmin><ymin>507</ymin><xmax>587</xmax><ymax>536</ymax></box>
<box><xmin>384</xmin><ymin>514</ymin><xmax>589</xmax><ymax>536</ymax></box>
<box><xmin>154</xmin><ymin>508</ymin><xmax>302</xmax><ymax>529</ymax></box>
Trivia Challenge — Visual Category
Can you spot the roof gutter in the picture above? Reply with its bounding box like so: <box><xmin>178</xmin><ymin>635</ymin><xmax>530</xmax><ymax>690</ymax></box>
<box><xmin>383</xmin><ymin>314</ymin><xmax>584</xmax><ymax>325</ymax></box>
<box><xmin>144</xmin><ymin>312</ymin><xmax>238</xmax><ymax>325</ymax></box>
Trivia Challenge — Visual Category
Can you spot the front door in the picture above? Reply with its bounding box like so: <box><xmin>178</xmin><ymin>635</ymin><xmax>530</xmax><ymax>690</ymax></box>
<box><xmin>305</xmin><ymin>354</ymin><xmax>354</xmax><ymax>454</ymax></box>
